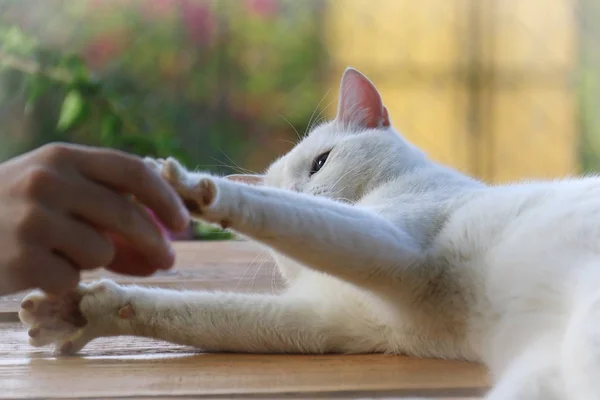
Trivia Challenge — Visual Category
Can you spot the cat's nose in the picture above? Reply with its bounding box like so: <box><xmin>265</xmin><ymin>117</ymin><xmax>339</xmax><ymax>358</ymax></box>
<box><xmin>287</xmin><ymin>183</ymin><xmax>299</xmax><ymax>192</ymax></box>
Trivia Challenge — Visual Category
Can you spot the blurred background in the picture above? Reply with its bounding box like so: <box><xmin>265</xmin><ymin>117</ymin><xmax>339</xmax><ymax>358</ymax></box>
<box><xmin>0</xmin><ymin>0</ymin><xmax>594</xmax><ymax>239</ymax></box>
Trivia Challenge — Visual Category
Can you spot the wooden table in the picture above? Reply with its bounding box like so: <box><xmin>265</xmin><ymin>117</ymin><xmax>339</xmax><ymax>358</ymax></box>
<box><xmin>0</xmin><ymin>241</ymin><xmax>489</xmax><ymax>399</ymax></box>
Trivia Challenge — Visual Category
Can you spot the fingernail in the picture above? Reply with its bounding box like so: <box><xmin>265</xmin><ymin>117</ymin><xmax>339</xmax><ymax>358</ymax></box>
<box><xmin>178</xmin><ymin>206</ymin><xmax>190</xmax><ymax>228</ymax></box>
<box><xmin>154</xmin><ymin>245</ymin><xmax>175</xmax><ymax>270</ymax></box>
<box><xmin>163</xmin><ymin>245</ymin><xmax>176</xmax><ymax>269</ymax></box>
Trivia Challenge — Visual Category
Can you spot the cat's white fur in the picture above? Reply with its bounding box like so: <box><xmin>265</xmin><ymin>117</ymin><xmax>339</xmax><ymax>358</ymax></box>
<box><xmin>18</xmin><ymin>68</ymin><xmax>600</xmax><ymax>399</ymax></box>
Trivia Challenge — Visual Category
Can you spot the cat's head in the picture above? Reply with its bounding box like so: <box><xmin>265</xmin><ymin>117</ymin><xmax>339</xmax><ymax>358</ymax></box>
<box><xmin>227</xmin><ymin>68</ymin><xmax>426</xmax><ymax>202</ymax></box>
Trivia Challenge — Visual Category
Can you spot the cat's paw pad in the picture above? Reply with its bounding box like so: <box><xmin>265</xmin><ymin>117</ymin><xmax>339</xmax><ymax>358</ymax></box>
<box><xmin>19</xmin><ymin>280</ymin><xmax>124</xmax><ymax>355</ymax></box>
<box><xmin>19</xmin><ymin>290</ymin><xmax>86</xmax><ymax>352</ymax></box>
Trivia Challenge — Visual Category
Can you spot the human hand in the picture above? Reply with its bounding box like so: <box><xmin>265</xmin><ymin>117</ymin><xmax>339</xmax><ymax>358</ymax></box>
<box><xmin>0</xmin><ymin>143</ymin><xmax>189</xmax><ymax>296</ymax></box>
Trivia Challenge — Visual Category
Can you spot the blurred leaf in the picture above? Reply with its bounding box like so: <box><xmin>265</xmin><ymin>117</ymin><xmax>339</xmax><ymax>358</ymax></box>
<box><xmin>0</xmin><ymin>25</ymin><xmax>36</xmax><ymax>55</ymax></box>
<box><xmin>60</xmin><ymin>53</ymin><xmax>90</xmax><ymax>83</ymax></box>
<box><xmin>57</xmin><ymin>90</ymin><xmax>88</xmax><ymax>132</ymax></box>
<box><xmin>24</xmin><ymin>74</ymin><xmax>52</xmax><ymax>114</ymax></box>
<box><xmin>193</xmin><ymin>222</ymin><xmax>234</xmax><ymax>241</ymax></box>
<box><xmin>100</xmin><ymin>113</ymin><xmax>121</xmax><ymax>144</ymax></box>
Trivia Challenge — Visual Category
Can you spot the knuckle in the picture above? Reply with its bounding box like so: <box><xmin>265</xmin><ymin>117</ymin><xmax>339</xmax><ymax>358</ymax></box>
<box><xmin>15</xmin><ymin>203</ymin><xmax>47</xmax><ymax>241</ymax></box>
<box><xmin>20</xmin><ymin>167</ymin><xmax>59</xmax><ymax>198</ymax></box>
<box><xmin>125</xmin><ymin>157</ymin><xmax>149</xmax><ymax>182</ymax></box>
<box><xmin>38</xmin><ymin>142</ymin><xmax>73</xmax><ymax>164</ymax></box>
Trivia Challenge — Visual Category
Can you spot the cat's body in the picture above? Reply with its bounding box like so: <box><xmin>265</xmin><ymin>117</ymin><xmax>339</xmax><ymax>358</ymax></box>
<box><xmin>18</xmin><ymin>68</ymin><xmax>600</xmax><ymax>399</ymax></box>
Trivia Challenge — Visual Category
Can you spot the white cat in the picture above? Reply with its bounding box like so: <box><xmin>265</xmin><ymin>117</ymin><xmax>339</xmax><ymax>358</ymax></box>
<box><xmin>18</xmin><ymin>67</ymin><xmax>600</xmax><ymax>399</ymax></box>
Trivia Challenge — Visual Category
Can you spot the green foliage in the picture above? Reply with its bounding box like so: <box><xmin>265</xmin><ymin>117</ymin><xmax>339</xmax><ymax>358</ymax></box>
<box><xmin>193</xmin><ymin>223</ymin><xmax>235</xmax><ymax>241</ymax></box>
<box><xmin>0</xmin><ymin>24</ymin><xmax>188</xmax><ymax>162</ymax></box>
<box><xmin>0</xmin><ymin>25</ymin><xmax>36</xmax><ymax>55</ymax></box>
<box><xmin>57</xmin><ymin>90</ymin><xmax>87</xmax><ymax>131</ymax></box>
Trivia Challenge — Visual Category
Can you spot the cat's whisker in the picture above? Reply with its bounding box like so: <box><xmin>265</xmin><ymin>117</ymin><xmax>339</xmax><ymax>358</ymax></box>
<box><xmin>217</xmin><ymin>150</ymin><xmax>258</xmax><ymax>175</ymax></box>
<box><xmin>332</xmin><ymin>166</ymin><xmax>358</xmax><ymax>187</ymax></box>
<box><xmin>193</xmin><ymin>164</ymin><xmax>251</xmax><ymax>171</ymax></box>
<box><xmin>277</xmin><ymin>139</ymin><xmax>298</xmax><ymax>147</ymax></box>
<box><xmin>235</xmin><ymin>251</ymin><xmax>266</xmax><ymax>291</ymax></box>
<box><xmin>270</xmin><ymin>263</ymin><xmax>279</xmax><ymax>295</ymax></box>
<box><xmin>203</xmin><ymin>159</ymin><xmax>243</xmax><ymax>174</ymax></box>
<box><xmin>208</xmin><ymin>157</ymin><xmax>256</xmax><ymax>175</ymax></box>
<box><xmin>278</xmin><ymin>114</ymin><xmax>302</xmax><ymax>142</ymax></box>
<box><xmin>311</xmin><ymin>163</ymin><xmax>360</xmax><ymax>201</ymax></box>
<box><xmin>305</xmin><ymin>90</ymin><xmax>331</xmax><ymax>136</ymax></box>
<box><xmin>306</xmin><ymin>99</ymin><xmax>334</xmax><ymax>135</ymax></box>
<box><xmin>328</xmin><ymin>162</ymin><xmax>362</xmax><ymax>191</ymax></box>
<box><xmin>248</xmin><ymin>253</ymin><xmax>270</xmax><ymax>292</ymax></box>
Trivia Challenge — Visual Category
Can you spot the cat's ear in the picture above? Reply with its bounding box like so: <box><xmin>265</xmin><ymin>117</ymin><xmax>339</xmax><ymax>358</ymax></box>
<box><xmin>225</xmin><ymin>174</ymin><xmax>264</xmax><ymax>185</ymax></box>
<box><xmin>336</xmin><ymin>67</ymin><xmax>390</xmax><ymax>129</ymax></box>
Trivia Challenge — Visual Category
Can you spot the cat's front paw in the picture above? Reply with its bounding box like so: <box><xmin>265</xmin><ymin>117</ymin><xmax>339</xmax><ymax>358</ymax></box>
<box><xmin>144</xmin><ymin>157</ymin><xmax>188</xmax><ymax>185</ymax></box>
<box><xmin>19</xmin><ymin>280</ymin><xmax>127</xmax><ymax>355</ymax></box>
<box><xmin>144</xmin><ymin>156</ymin><xmax>219</xmax><ymax>216</ymax></box>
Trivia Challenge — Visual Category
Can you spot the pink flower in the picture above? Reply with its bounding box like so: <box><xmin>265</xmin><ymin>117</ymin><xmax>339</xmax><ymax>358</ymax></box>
<box><xmin>181</xmin><ymin>0</ymin><xmax>216</xmax><ymax>46</ymax></box>
<box><xmin>245</xmin><ymin>0</ymin><xmax>278</xmax><ymax>17</ymax></box>
<box><xmin>83</xmin><ymin>33</ymin><xmax>127</xmax><ymax>69</ymax></box>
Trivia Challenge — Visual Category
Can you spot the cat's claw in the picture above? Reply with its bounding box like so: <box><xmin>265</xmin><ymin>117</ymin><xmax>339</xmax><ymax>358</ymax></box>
<box><xmin>19</xmin><ymin>280</ymin><xmax>125</xmax><ymax>355</ymax></box>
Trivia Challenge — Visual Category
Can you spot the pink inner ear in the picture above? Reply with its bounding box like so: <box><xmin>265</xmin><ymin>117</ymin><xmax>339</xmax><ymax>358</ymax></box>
<box><xmin>337</xmin><ymin>68</ymin><xmax>390</xmax><ymax>129</ymax></box>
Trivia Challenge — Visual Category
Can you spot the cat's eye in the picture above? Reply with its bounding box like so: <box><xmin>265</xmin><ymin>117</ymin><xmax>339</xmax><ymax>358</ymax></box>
<box><xmin>310</xmin><ymin>151</ymin><xmax>331</xmax><ymax>176</ymax></box>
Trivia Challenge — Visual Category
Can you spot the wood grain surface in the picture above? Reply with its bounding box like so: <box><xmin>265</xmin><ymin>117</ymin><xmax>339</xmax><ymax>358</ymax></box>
<box><xmin>0</xmin><ymin>241</ymin><xmax>488</xmax><ymax>399</ymax></box>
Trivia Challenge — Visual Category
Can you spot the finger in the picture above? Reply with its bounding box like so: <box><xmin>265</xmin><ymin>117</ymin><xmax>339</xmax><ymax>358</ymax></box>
<box><xmin>58</xmin><ymin>178</ymin><xmax>175</xmax><ymax>270</ymax></box>
<box><xmin>47</xmin><ymin>215</ymin><xmax>116</xmax><ymax>270</ymax></box>
<box><xmin>64</xmin><ymin>146</ymin><xmax>189</xmax><ymax>231</ymax></box>
<box><xmin>17</xmin><ymin>195</ymin><xmax>117</xmax><ymax>271</ymax></box>
<box><xmin>0</xmin><ymin>206</ymin><xmax>80</xmax><ymax>295</ymax></box>
<box><xmin>104</xmin><ymin>233</ymin><xmax>161</xmax><ymax>277</ymax></box>
<box><xmin>17</xmin><ymin>247</ymin><xmax>80</xmax><ymax>296</ymax></box>
<box><xmin>36</xmin><ymin>256</ymin><xmax>80</xmax><ymax>296</ymax></box>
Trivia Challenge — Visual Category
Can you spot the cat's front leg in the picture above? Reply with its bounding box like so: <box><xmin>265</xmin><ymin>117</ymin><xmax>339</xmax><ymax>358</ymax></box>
<box><xmin>19</xmin><ymin>279</ymin><xmax>340</xmax><ymax>355</ymax></box>
<box><xmin>146</xmin><ymin>157</ymin><xmax>424</xmax><ymax>292</ymax></box>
